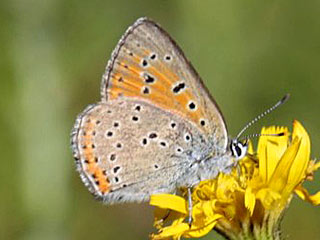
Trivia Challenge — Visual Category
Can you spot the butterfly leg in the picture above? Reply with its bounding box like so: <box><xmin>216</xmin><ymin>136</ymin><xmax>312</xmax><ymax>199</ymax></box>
<box><xmin>187</xmin><ymin>187</ymin><xmax>193</xmax><ymax>226</ymax></box>
<box><xmin>160</xmin><ymin>210</ymin><xmax>171</xmax><ymax>223</ymax></box>
<box><xmin>236</xmin><ymin>162</ymin><xmax>241</xmax><ymax>178</ymax></box>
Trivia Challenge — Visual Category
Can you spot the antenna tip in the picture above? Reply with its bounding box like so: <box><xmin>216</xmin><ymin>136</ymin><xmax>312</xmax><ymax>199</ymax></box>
<box><xmin>281</xmin><ymin>93</ymin><xmax>290</xmax><ymax>103</ymax></box>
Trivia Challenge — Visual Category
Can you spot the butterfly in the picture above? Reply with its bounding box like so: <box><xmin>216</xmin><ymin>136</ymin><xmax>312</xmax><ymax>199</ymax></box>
<box><xmin>71</xmin><ymin>17</ymin><xmax>249</xmax><ymax>204</ymax></box>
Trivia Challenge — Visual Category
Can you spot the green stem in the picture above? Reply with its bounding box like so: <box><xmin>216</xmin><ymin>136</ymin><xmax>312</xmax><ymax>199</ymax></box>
<box><xmin>216</xmin><ymin>212</ymin><xmax>283</xmax><ymax>240</ymax></box>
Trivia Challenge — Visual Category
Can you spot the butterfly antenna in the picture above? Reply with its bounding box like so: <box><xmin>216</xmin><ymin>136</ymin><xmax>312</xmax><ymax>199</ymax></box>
<box><xmin>240</xmin><ymin>132</ymin><xmax>285</xmax><ymax>142</ymax></box>
<box><xmin>236</xmin><ymin>94</ymin><xmax>290</xmax><ymax>139</ymax></box>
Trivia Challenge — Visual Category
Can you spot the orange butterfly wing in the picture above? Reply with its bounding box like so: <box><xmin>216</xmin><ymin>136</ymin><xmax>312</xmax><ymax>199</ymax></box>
<box><xmin>101</xmin><ymin>18</ymin><xmax>228</xmax><ymax>148</ymax></box>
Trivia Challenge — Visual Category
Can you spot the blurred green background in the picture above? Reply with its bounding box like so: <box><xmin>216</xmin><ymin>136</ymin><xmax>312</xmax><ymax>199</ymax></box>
<box><xmin>1</xmin><ymin>0</ymin><xmax>319</xmax><ymax>239</ymax></box>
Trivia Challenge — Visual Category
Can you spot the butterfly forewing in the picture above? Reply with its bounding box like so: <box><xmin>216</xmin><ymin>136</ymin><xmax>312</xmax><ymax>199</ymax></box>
<box><xmin>101</xmin><ymin>18</ymin><xmax>227</xmax><ymax>148</ymax></box>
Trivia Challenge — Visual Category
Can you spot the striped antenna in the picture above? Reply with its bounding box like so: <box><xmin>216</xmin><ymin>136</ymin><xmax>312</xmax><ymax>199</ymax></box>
<box><xmin>236</xmin><ymin>94</ymin><xmax>290</xmax><ymax>139</ymax></box>
<box><xmin>240</xmin><ymin>132</ymin><xmax>285</xmax><ymax>142</ymax></box>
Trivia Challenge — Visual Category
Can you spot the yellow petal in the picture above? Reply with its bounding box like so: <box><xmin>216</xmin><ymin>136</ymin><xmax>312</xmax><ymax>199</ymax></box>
<box><xmin>194</xmin><ymin>200</ymin><xmax>216</xmax><ymax>219</ymax></box>
<box><xmin>295</xmin><ymin>186</ymin><xmax>320</xmax><ymax>205</ymax></box>
<box><xmin>150</xmin><ymin>194</ymin><xmax>187</xmax><ymax>214</ymax></box>
<box><xmin>257</xmin><ymin>127</ymin><xmax>268</xmax><ymax>183</ymax></box>
<box><xmin>184</xmin><ymin>211</ymin><xmax>222</xmax><ymax>238</ymax></box>
<box><xmin>151</xmin><ymin>222</ymin><xmax>189</xmax><ymax>240</ymax></box>
<box><xmin>287</xmin><ymin>120</ymin><xmax>311</xmax><ymax>187</ymax></box>
<box><xmin>193</xmin><ymin>180</ymin><xmax>216</xmax><ymax>201</ymax></box>
<box><xmin>184</xmin><ymin>220</ymin><xmax>218</xmax><ymax>238</ymax></box>
<box><xmin>308</xmin><ymin>192</ymin><xmax>320</xmax><ymax>205</ymax></box>
<box><xmin>246</xmin><ymin>140</ymin><xmax>254</xmax><ymax>155</ymax></box>
<box><xmin>256</xmin><ymin>188</ymin><xmax>282</xmax><ymax>210</ymax></box>
<box><xmin>313</xmin><ymin>161</ymin><xmax>320</xmax><ymax>171</ymax></box>
<box><xmin>268</xmin><ymin>135</ymin><xmax>301</xmax><ymax>193</ymax></box>
<box><xmin>245</xmin><ymin>187</ymin><xmax>256</xmax><ymax>215</ymax></box>
<box><xmin>257</xmin><ymin>126</ymin><xmax>289</xmax><ymax>183</ymax></box>
<box><xmin>216</xmin><ymin>174</ymin><xmax>240</xmax><ymax>202</ymax></box>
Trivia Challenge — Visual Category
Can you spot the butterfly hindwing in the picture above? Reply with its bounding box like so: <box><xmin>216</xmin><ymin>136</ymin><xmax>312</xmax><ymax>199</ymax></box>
<box><xmin>72</xmin><ymin>99</ymin><xmax>210</xmax><ymax>203</ymax></box>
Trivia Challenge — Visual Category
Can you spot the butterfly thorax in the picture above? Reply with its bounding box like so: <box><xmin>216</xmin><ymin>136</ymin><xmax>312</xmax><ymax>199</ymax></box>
<box><xmin>175</xmin><ymin>136</ymin><xmax>235</xmax><ymax>188</ymax></box>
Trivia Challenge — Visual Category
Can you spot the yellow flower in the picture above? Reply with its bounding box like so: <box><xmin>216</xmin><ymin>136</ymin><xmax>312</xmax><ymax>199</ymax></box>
<box><xmin>150</xmin><ymin>120</ymin><xmax>319</xmax><ymax>240</ymax></box>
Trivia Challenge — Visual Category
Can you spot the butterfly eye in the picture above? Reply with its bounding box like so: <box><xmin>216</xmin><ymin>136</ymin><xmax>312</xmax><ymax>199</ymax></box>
<box><xmin>230</xmin><ymin>140</ymin><xmax>248</xmax><ymax>160</ymax></box>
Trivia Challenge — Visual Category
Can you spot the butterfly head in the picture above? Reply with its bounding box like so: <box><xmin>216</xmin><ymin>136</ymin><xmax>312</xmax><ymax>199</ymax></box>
<box><xmin>229</xmin><ymin>94</ymin><xmax>290</xmax><ymax>160</ymax></box>
<box><xmin>229</xmin><ymin>138</ymin><xmax>248</xmax><ymax>160</ymax></box>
